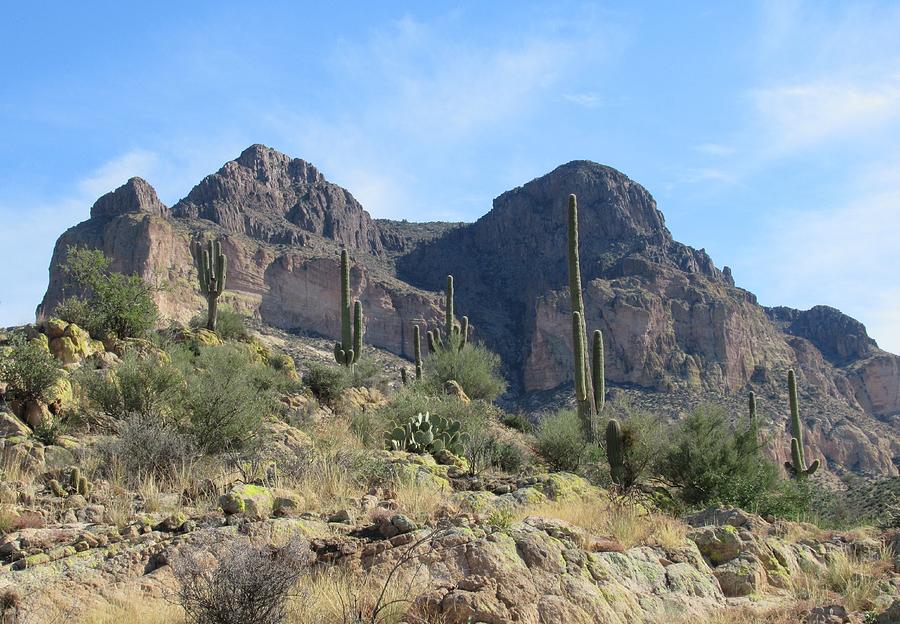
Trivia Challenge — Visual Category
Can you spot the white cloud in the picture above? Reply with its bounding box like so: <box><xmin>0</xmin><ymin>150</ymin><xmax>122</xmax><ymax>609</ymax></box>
<box><xmin>77</xmin><ymin>149</ymin><xmax>161</xmax><ymax>198</ymax></box>
<box><xmin>562</xmin><ymin>92</ymin><xmax>605</xmax><ymax>108</ymax></box>
<box><xmin>752</xmin><ymin>78</ymin><xmax>900</xmax><ymax>151</ymax></box>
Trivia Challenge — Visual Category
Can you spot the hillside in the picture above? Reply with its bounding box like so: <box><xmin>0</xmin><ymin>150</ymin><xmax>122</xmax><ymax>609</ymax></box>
<box><xmin>37</xmin><ymin>145</ymin><xmax>900</xmax><ymax>476</ymax></box>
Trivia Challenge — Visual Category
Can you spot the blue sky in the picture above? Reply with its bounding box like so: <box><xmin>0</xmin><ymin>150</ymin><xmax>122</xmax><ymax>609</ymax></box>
<box><xmin>1</xmin><ymin>1</ymin><xmax>899</xmax><ymax>352</ymax></box>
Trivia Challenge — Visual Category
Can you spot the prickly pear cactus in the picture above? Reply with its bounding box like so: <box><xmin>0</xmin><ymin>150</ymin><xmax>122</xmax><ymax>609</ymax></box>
<box><xmin>386</xmin><ymin>411</ymin><xmax>467</xmax><ymax>455</ymax></box>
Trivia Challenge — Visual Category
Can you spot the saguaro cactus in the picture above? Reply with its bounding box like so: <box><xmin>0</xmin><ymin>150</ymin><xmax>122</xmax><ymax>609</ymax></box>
<box><xmin>333</xmin><ymin>249</ymin><xmax>363</xmax><ymax>367</ymax></box>
<box><xmin>413</xmin><ymin>325</ymin><xmax>423</xmax><ymax>380</ymax></box>
<box><xmin>606</xmin><ymin>418</ymin><xmax>625</xmax><ymax>485</ymax></box>
<box><xmin>784</xmin><ymin>369</ymin><xmax>820</xmax><ymax>478</ymax></box>
<box><xmin>429</xmin><ymin>275</ymin><xmax>468</xmax><ymax>352</ymax></box>
<box><xmin>191</xmin><ymin>239</ymin><xmax>227</xmax><ymax>331</ymax></box>
<box><xmin>567</xmin><ymin>194</ymin><xmax>605</xmax><ymax>440</ymax></box>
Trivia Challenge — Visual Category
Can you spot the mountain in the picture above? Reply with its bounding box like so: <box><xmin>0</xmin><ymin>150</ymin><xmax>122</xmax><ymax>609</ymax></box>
<box><xmin>38</xmin><ymin>145</ymin><xmax>900</xmax><ymax>475</ymax></box>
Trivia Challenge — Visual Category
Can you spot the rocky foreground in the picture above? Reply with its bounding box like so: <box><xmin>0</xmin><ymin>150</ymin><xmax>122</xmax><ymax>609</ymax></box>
<box><xmin>2</xmin><ymin>442</ymin><xmax>899</xmax><ymax>623</ymax></box>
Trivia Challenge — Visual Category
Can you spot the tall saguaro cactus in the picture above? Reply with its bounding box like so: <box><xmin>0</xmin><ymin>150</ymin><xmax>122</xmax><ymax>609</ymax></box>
<box><xmin>413</xmin><ymin>325</ymin><xmax>423</xmax><ymax>380</ymax></box>
<box><xmin>748</xmin><ymin>391</ymin><xmax>757</xmax><ymax>427</ymax></box>
<box><xmin>784</xmin><ymin>369</ymin><xmax>820</xmax><ymax>478</ymax></box>
<box><xmin>428</xmin><ymin>275</ymin><xmax>468</xmax><ymax>353</ymax></box>
<box><xmin>333</xmin><ymin>249</ymin><xmax>363</xmax><ymax>367</ymax></box>
<box><xmin>567</xmin><ymin>194</ymin><xmax>605</xmax><ymax>440</ymax></box>
<box><xmin>192</xmin><ymin>239</ymin><xmax>227</xmax><ymax>331</ymax></box>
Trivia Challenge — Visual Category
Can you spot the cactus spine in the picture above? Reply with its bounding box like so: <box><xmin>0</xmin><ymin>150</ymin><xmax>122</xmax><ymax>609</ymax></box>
<box><xmin>191</xmin><ymin>239</ymin><xmax>227</xmax><ymax>331</ymax></box>
<box><xmin>605</xmin><ymin>419</ymin><xmax>625</xmax><ymax>485</ymax></box>
<box><xmin>413</xmin><ymin>325</ymin><xmax>423</xmax><ymax>380</ymax></box>
<box><xmin>784</xmin><ymin>369</ymin><xmax>820</xmax><ymax>478</ymax></box>
<box><xmin>333</xmin><ymin>250</ymin><xmax>363</xmax><ymax>367</ymax></box>
<box><xmin>567</xmin><ymin>194</ymin><xmax>604</xmax><ymax>440</ymax></box>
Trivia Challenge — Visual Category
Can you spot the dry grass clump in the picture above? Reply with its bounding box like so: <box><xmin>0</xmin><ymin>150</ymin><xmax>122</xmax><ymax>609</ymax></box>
<box><xmin>289</xmin><ymin>562</ymin><xmax>427</xmax><ymax>624</ymax></box>
<box><xmin>514</xmin><ymin>496</ymin><xmax>688</xmax><ymax>549</ymax></box>
<box><xmin>77</xmin><ymin>597</ymin><xmax>184</xmax><ymax>624</ymax></box>
<box><xmin>389</xmin><ymin>478</ymin><xmax>454</xmax><ymax>525</ymax></box>
<box><xmin>789</xmin><ymin>543</ymin><xmax>893</xmax><ymax>612</ymax></box>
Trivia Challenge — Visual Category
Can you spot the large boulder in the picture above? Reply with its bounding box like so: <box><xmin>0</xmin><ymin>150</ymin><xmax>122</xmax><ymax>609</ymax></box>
<box><xmin>219</xmin><ymin>484</ymin><xmax>275</xmax><ymax>520</ymax></box>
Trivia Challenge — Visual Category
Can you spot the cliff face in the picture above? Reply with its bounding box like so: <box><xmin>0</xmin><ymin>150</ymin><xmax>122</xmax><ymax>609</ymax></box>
<box><xmin>39</xmin><ymin>147</ymin><xmax>900</xmax><ymax>475</ymax></box>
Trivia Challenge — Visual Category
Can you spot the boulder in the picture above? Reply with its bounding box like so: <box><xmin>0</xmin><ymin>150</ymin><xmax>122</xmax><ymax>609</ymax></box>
<box><xmin>0</xmin><ymin>411</ymin><xmax>30</xmax><ymax>438</ymax></box>
<box><xmin>219</xmin><ymin>484</ymin><xmax>274</xmax><ymax>520</ymax></box>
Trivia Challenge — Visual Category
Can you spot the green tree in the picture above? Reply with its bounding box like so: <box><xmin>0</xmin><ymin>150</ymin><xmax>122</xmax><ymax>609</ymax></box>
<box><xmin>0</xmin><ymin>334</ymin><xmax>63</xmax><ymax>404</ymax></box>
<box><xmin>57</xmin><ymin>246</ymin><xmax>158</xmax><ymax>339</ymax></box>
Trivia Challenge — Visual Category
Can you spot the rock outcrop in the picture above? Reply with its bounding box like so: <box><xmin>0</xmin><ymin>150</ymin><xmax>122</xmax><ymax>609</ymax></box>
<box><xmin>171</xmin><ymin>144</ymin><xmax>384</xmax><ymax>253</ymax></box>
<box><xmin>38</xmin><ymin>147</ymin><xmax>900</xmax><ymax>475</ymax></box>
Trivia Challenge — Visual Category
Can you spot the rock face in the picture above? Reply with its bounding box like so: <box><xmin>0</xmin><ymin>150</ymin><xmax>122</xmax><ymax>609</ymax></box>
<box><xmin>171</xmin><ymin>144</ymin><xmax>383</xmax><ymax>253</ymax></box>
<box><xmin>38</xmin><ymin>147</ymin><xmax>900</xmax><ymax>475</ymax></box>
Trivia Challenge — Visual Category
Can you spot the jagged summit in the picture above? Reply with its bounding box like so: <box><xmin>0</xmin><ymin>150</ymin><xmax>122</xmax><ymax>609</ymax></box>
<box><xmin>172</xmin><ymin>144</ymin><xmax>383</xmax><ymax>253</ymax></box>
<box><xmin>89</xmin><ymin>176</ymin><xmax>169</xmax><ymax>220</ymax></box>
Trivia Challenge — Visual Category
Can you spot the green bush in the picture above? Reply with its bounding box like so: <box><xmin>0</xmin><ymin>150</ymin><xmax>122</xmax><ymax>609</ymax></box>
<box><xmin>305</xmin><ymin>358</ymin><xmax>384</xmax><ymax>405</ymax></box>
<box><xmin>601</xmin><ymin>402</ymin><xmax>669</xmax><ymax>492</ymax></box>
<box><xmin>102</xmin><ymin>414</ymin><xmax>198</xmax><ymax>482</ymax></box>
<box><xmin>535</xmin><ymin>410</ymin><xmax>591</xmax><ymax>472</ymax></box>
<box><xmin>190</xmin><ymin>306</ymin><xmax>249</xmax><ymax>341</ymax></box>
<box><xmin>176</xmin><ymin>344</ymin><xmax>283</xmax><ymax>453</ymax></box>
<box><xmin>305</xmin><ymin>362</ymin><xmax>347</xmax><ymax>404</ymax></box>
<box><xmin>0</xmin><ymin>334</ymin><xmax>63</xmax><ymax>404</ymax></box>
<box><xmin>76</xmin><ymin>350</ymin><xmax>183</xmax><ymax>427</ymax></box>
<box><xmin>422</xmin><ymin>343</ymin><xmax>506</xmax><ymax>402</ymax></box>
<box><xmin>57</xmin><ymin>246</ymin><xmax>157</xmax><ymax>339</ymax></box>
<box><xmin>501</xmin><ymin>411</ymin><xmax>533</xmax><ymax>433</ymax></box>
<box><xmin>657</xmin><ymin>404</ymin><xmax>778</xmax><ymax>510</ymax></box>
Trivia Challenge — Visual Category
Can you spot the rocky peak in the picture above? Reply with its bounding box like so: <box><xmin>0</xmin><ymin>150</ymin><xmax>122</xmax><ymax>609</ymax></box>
<box><xmin>766</xmin><ymin>305</ymin><xmax>878</xmax><ymax>364</ymax></box>
<box><xmin>491</xmin><ymin>160</ymin><xmax>671</xmax><ymax>245</ymax></box>
<box><xmin>172</xmin><ymin>144</ymin><xmax>383</xmax><ymax>254</ymax></box>
<box><xmin>89</xmin><ymin>177</ymin><xmax>169</xmax><ymax>220</ymax></box>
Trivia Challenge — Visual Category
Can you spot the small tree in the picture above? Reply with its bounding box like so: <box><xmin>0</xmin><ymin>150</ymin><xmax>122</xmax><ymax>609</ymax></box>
<box><xmin>658</xmin><ymin>404</ymin><xmax>779</xmax><ymax>509</ymax></box>
<box><xmin>535</xmin><ymin>410</ymin><xmax>591</xmax><ymax>472</ymax></box>
<box><xmin>57</xmin><ymin>246</ymin><xmax>157</xmax><ymax>339</ymax></box>
<box><xmin>0</xmin><ymin>334</ymin><xmax>63</xmax><ymax>405</ymax></box>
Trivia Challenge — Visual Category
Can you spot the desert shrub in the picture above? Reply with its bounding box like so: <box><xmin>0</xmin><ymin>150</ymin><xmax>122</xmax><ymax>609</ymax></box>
<box><xmin>535</xmin><ymin>410</ymin><xmax>592</xmax><ymax>472</ymax></box>
<box><xmin>177</xmin><ymin>344</ymin><xmax>283</xmax><ymax>453</ymax></box>
<box><xmin>0</xmin><ymin>334</ymin><xmax>63</xmax><ymax>404</ymax></box>
<box><xmin>57</xmin><ymin>246</ymin><xmax>157</xmax><ymax>339</ymax></box>
<box><xmin>602</xmin><ymin>404</ymin><xmax>668</xmax><ymax>492</ymax></box>
<box><xmin>31</xmin><ymin>416</ymin><xmax>67</xmax><ymax>446</ymax></box>
<box><xmin>190</xmin><ymin>306</ymin><xmax>249</xmax><ymax>341</ymax></box>
<box><xmin>501</xmin><ymin>411</ymin><xmax>533</xmax><ymax>433</ymax></box>
<box><xmin>494</xmin><ymin>440</ymin><xmax>528</xmax><ymax>473</ymax></box>
<box><xmin>422</xmin><ymin>342</ymin><xmax>506</xmax><ymax>402</ymax></box>
<box><xmin>658</xmin><ymin>404</ymin><xmax>778</xmax><ymax>510</ymax></box>
<box><xmin>463</xmin><ymin>430</ymin><xmax>528</xmax><ymax>476</ymax></box>
<box><xmin>371</xmin><ymin>385</ymin><xmax>495</xmax><ymax>443</ymax></box>
<box><xmin>76</xmin><ymin>350</ymin><xmax>183</xmax><ymax>427</ymax></box>
<box><xmin>101</xmin><ymin>415</ymin><xmax>198</xmax><ymax>482</ymax></box>
<box><xmin>304</xmin><ymin>362</ymin><xmax>346</xmax><ymax>404</ymax></box>
<box><xmin>305</xmin><ymin>358</ymin><xmax>386</xmax><ymax>406</ymax></box>
<box><xmin>172</xmin><ymin>538</ymin><xmax>310</xmax><ymax>624</ymax></box>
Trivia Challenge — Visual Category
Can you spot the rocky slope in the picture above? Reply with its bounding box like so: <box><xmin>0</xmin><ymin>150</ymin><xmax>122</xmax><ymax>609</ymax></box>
<box><xmin>38</xmin><ymin>146</ymin><xmax>900</xmax><ymax>475</ymax></box>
